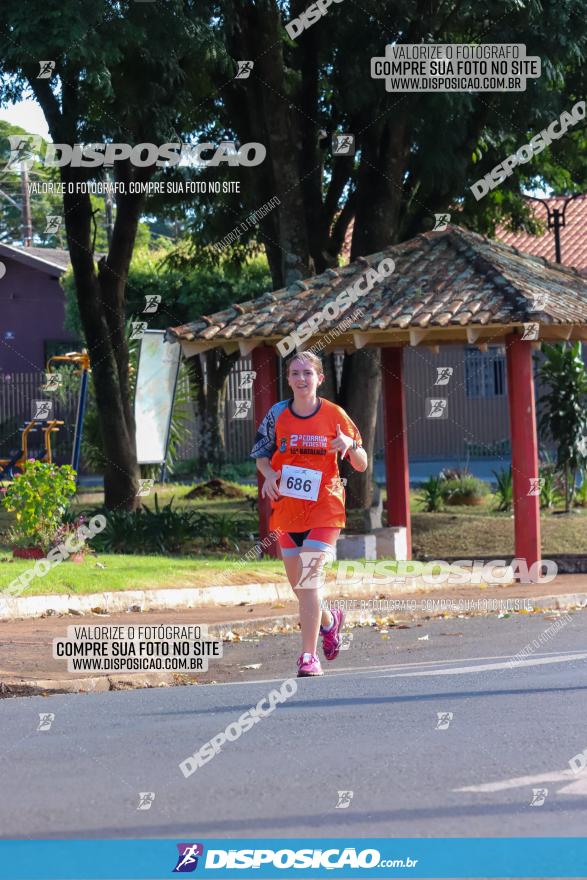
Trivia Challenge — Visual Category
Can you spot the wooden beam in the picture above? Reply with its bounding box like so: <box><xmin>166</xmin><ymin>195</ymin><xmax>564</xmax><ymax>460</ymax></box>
<box><xmin>176</xmin><ymin>323</ymin><xmax>557</xmax><ymax>356</ymax></box>
<box><xmin>296</xmin><ymin>338</ymin><xmax>322</xmax><ymax>353</ymax></box>
<box><xmin>539</xmin><ymin>325</ymin><xmax>573</xmax><ymax>341</ymax></box>
<box><xmin>238</xmin><ymin>340</ymin><xmax>258</xmax><ymax>357</ymax></box>
<box><xmin>409</xmin><ymin>328</ymin><xmax>428</xmax><ymax>346</ymax></box>
<box><xmin>179</xmin><ymin>339</ymin><xmax>217</xmax><ymax>357</ymax></box>
<box><xmin>352</xmin><ymin>332</ymin><xmax>371</xmax><ymax>350</ymax></box>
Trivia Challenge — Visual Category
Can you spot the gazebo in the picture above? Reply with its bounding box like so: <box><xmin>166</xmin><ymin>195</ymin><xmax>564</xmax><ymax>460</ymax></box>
<box><xmin>166</xmin><ymin>226</ymin><xmax>587</xmax><ymax>566</ymax></box>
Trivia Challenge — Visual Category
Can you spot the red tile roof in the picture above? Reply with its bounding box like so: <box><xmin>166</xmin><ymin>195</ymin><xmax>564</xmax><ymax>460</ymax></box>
<box><xmin>497</xmin><ymin>194</ymin><xmax>587</xmax><ymax>274</ymax></box>
<box><xmin>167</xmin><ymin>225</ymin><xmax>587</xmax><ymax>348</ymax></box>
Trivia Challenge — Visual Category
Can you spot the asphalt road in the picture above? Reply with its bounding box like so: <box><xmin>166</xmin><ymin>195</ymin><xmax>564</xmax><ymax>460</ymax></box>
<box><xmin>1</xmin><ymin>612</ymin><xmax>587</xmax><ymax>839</ymax></box>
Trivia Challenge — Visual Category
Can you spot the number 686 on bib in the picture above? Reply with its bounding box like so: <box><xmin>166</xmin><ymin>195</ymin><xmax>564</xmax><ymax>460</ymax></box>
<box><xmin>279</xmin><ymin>464</ymin><xmax>322</xmax><ymax>502</ymax></box>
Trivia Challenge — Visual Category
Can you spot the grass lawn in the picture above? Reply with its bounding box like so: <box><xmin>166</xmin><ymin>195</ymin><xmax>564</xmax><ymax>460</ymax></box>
<box><xmin>0</xmin><ymin>551</ymin><xmax>429</xmax><ymax>596</ymax></box>
<box><xmin>0</xmin><ymin>480</ymin><xmax>585</xmax><ymax>595</ymax></box>
<box><xmin>0</xmin><ymin>553</ymin><xmax>286</xmax><ymax>593</ymax></box>
<box><xmin>410</xmin><ymin>511</ymin><xmax>587</xmax><ymax>557</ymax></box>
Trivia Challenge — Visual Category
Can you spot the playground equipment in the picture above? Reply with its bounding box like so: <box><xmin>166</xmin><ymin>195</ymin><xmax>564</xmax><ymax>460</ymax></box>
<box><xmin>45</xmin><ymin>350</ymin><xmax>90</xmax><ymax>474</ymax></box>
<box><xmin>0</xmin><ymin>418</ymin><xmax>65</xmax><ymax>478</ymax></box>
<box><xmin>0</xmin><ymin>350</ymin><xmax>90</xmax><ymax>481</ymax></box>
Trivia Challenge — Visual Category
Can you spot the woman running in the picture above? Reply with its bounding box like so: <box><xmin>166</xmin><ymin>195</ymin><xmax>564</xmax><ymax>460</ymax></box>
<box><xmin>251</xmin><ymin>351</ymin><xmax>368</xmax><ymax>677</ymax></box>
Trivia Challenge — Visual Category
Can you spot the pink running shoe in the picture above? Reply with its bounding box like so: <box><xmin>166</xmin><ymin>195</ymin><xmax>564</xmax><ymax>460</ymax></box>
<box><xmin>297</xmin><ymin>652</ymin><xmax>323</xmax><ymax>677</ymax></box>
<box><xmin>320</xmin><ymin>608</ymin><xmax>345</xmax><ymax>661</ymax></box>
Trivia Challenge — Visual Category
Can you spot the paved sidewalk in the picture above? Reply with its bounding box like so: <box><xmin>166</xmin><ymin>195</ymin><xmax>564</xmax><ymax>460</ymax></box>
<box><xmin>1</xmin><ymin>575</ymin><xmax>586</xmax><ymax>696</ymax></box>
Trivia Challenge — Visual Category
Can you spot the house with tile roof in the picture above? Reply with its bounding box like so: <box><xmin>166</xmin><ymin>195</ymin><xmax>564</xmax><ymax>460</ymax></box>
<box><xmin>0</xmin><ymin>243</ymin><xmax>79</xmax><ymax>374</ymax></box>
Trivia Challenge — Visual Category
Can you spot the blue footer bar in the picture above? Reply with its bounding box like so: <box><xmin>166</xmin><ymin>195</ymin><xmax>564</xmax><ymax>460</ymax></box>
<box><xmin>1</xmin><ymin>838</ymin><xmax>586</xmax><ymax>879</ymax></box>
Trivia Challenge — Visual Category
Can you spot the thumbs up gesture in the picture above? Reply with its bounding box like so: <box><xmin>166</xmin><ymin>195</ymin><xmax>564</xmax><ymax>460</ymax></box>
<box><xmin>329</xmin><ymin>423</ymin><xmax>353</xmax><ymax>460</ymax></box>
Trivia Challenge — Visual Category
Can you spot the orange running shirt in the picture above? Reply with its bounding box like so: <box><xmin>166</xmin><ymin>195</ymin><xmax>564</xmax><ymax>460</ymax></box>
<box><xmin>250</xmin><ymin>397</ymin><xmax>362</xmax><ymax>531</ymax></box>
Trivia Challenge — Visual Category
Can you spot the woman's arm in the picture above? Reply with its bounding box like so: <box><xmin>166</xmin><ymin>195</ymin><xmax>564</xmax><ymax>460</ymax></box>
<box><xmin>348</xmin><ymin>444</ymin><xmax>368</xmax><ymax>473</ymax></box>
<box><xmin>256</xmin><ymin>457</ymin><xmax>282</xmax><ymax>500</ymax></box>
<box><xmin>330</xmin><ymin>424</ymin><xmax>368</xmax><ymax>472</ymax></box>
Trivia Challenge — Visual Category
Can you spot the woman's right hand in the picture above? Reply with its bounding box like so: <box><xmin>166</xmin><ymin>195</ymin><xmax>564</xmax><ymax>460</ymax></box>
<box><xmin>261</xmin><ymin>468</ymin><xmax>282</xmax><ymax>501</ymax></box>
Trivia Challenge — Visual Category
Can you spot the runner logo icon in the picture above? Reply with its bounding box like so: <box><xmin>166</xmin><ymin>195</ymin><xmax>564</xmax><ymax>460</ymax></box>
<box><xmin>173</xmin><ymin>843</ymin><xmax>204</xmax><ymax>872</ymax></box>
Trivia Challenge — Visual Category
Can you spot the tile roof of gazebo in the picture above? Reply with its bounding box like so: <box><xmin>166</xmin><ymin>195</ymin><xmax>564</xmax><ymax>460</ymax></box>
<box><xmin>166</xmin><ymin>225</ymin><xmax>587</xmax><ymax>355</ymax></box>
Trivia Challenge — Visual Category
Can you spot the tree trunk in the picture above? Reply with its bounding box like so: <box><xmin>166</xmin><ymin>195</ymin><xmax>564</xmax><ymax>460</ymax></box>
<box><xmin>339</xmin><ymin>349</ymin><xmax>381</xmax><ymax>509</ymax></box>
<box><xmin>60</xmin><ymin>161</ymin><xmax>149</xmax><ymax>509</ymax></box>
<box><xmin>28</xmin><ymin>81</ymin><xmax>143</xmax><ymax>510</ymax></box>
<box><xmin>339</xmin><ymin>118</ymin><xmax>410</xmax><ymax>510</ymax></box>
<box><xmin>570</xmin><ymin>467</ymin><xmax>577</xmax><ymax>509</ymax></box>
<box><xmin>351</xmin><ymin>118</ymin><xmax>409</xmax><ymax>260</ymax></box>
<box><xmin>320</xmin><ymin>353</ymin><xmax>338</xmax><ymax>402</ymax></box>
<box><xmin>185</xmin><ymin>350</ymin><xmax>239</xmax><ymax>470</ymax></box>
<box><xmin>221</xmin><ymin>0</ymin><xmax>313</xmax><ymax>289</ymax></box>
<box><xmin>220</xmin><ymin>5</ymin><xmax>412</xmax><ymax>515</ymax></box>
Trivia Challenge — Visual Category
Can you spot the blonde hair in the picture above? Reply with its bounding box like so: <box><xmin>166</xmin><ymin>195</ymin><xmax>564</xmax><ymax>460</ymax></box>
<box><xmin>286</xmin><ymin>351</ymin><xmax>324</xmax><ymax>375</ymax></box>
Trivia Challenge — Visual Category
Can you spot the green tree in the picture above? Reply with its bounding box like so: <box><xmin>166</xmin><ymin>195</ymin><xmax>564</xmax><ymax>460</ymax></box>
<box><xmin>0</xmin><ymin>123</ymin><xmax>65</xmax><ymax>246</ymax></box>
<box><xmin>204</xmin><ymin>0</ymin><xmax>587</xmax><ymax>507</ymax></box>
<box><xmin>122</xmin><ymin>249</ymin><xmax>271</xmax><ymax>468</ymax></box>
<box><xmin>538</xmin><ymin>342</ymin><xmax>587</xmax><ymax>511</ymax></box>
<box><xmin>0</xmin><ymin>123</ymin><xmax>155</xmax><ymax>251</ymax></box>
<box><xmin>62</xmin><ymin>246</ymin><xmax>271</xmax><ymax>466</ymax></box>
<box><xmin>0</xmin><ymin>0</ymin><xmax>218</xmax><ymax>509</ymax></box>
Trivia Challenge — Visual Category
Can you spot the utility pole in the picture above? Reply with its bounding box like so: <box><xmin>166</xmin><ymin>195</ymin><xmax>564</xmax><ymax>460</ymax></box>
<box><xmin>20</xmin><ymin>162</ymin><xmax>32</xmax><ymax>246</ymax></box>
<box><xmin>104</xmin><ymin>189</ymin><xmax>114</xmax><ymax>248</ymax></box>
<box><xmin>526</xmin><ymin>193</ymin><xmax>582</xmax><ymax>264</ymax></box>
<box><xmin>103</xmin><ymin>170</ymin><xmax>114</xmax><ymax>247</ymax></box>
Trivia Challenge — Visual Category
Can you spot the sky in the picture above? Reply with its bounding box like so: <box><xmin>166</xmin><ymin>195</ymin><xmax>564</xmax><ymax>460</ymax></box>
<box><xmin>0</xmin><ymin>99</ymin><xmax>51</xmax><ymax>139</ymax></box>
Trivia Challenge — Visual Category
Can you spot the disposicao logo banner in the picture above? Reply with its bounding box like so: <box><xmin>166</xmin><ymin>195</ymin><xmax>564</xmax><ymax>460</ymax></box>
<box><xmin>1</xmin><ymin>838</ymin><xmax>587</xmax><ymax>879</ymax></box>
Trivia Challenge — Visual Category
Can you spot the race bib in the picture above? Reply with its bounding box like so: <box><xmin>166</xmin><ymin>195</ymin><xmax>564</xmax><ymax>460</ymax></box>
<box><xmin>279</xmin><ymin>465</ymin><xmax>322</xmax><ymax>502</ymax></box>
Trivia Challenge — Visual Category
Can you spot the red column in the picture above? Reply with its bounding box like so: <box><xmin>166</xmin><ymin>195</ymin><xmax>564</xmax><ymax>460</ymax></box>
<box><xmin>505</xmin><ymin>333</ymin><xmax>541</xmax><ymax>573</ymax></box>
<box><xmin>381</xmin><ymin>346</ymin><xmax>412</xmax><ymax>559</ymax></box>
<box><xmin>251</xmin><ymin>345</ymin><xmax>279</xmax><ymax>557</ymax></box>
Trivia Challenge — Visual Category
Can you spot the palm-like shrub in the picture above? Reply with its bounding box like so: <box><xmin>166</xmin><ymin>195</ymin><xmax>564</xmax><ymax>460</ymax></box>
<box><xmin>538</xmin><ymin>343</ymin><xmax>587</xmax><ymax>511</ymax></box>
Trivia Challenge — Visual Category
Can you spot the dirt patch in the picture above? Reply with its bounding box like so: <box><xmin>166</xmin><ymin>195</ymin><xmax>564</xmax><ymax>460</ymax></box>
<box><xmin>184</xmin><ymin>479</ymin><xmax>248</xmax><ymax>500</ymax></box>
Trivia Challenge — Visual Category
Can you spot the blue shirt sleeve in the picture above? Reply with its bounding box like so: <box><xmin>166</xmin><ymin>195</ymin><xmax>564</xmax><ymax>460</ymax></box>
<box><xmin>250</xmin><ymin>400</ymin><xmax>288</xmax><ymax>459</ymax></box>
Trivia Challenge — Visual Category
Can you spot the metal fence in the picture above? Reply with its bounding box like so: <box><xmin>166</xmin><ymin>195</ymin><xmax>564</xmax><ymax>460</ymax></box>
<box><xmin>163</xmin><ymin>349</ymin><xmax>513</xmax><ymax>464</ymax></box>
<box><xmin>0</xmin><ymin>372</ymin><xmax>77</xmax><ymax>465</ymax></box>
<box><xmin>0</xmin><ymin>344</ymin><xmax>565</xmax><ymax>470</ymax></box>
<box><xmin>174</xmin><ymin>360</ymin><xmax>257</xmax><ymax>463</ymax></box>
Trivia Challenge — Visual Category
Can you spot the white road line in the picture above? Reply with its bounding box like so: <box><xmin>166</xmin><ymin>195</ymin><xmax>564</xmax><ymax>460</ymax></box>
<box><xmin>379</xmin><ymin>652</ymin><xmax>587</xmax><ymax>678</ymax></box>
<box><xmin>332</xmin><ymin>648</ymin><xmax>587</xmax><ymax>674</ymax></box>
<box><xmin>456</xmin><ymin>769</ymin><xmax>587</xmax><ymax>795</ymax></box>
<box><xmin>202</xmin><ymin>650</ymin><xmax>587</xmax><ymax>688</ymax></box>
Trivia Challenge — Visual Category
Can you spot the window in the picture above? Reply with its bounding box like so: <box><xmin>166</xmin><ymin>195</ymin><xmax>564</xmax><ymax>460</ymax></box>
<box><xmin>465</xmin><ymin>346</ymin><xmax>506</xmax><ymax>398</ymax></box>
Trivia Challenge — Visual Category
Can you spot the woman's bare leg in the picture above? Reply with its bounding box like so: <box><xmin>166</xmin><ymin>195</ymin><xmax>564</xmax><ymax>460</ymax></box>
<box><xmin>282</xmin><ymin>554</ymin><xmax>301</xmax><ymax>589</ymax></box>
<box><xmin>293</xmin><ymin>549</ymin><xmax>333</xmax><ymax>653</ymax></box>
<box><xmin>282</xmin><ymin>551</ymin><xmax>333</xmax><ymax>655</ymax></box>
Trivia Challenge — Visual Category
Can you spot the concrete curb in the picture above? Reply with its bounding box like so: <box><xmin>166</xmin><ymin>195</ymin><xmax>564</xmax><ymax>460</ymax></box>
<box><xmin>0</xmin><ymin>583</ymin><xmax>289</xmax><ymax>622</ymax></box>
<box><xmin>0</xmin><ymin>575</ymin><xmax>458</xmax><ymax>622</ymax></box>
<box><xmin>0</xmin><ymin>671</ymin><xmax>178</xmax><ymax>698</ymax></box>
<box><xmin>3</xmin><ymin>593</ymin><xmax>585</xmax><ymax>697</ymax></box>
<box><xmin>205</xmin><ymin>593</ymin><xmax>587</xmax><ymax>639</ymax></box>
<box><xmin>421</xmin><ymin>554</ymin><xmax>587</xmax><ymax>575</ymax></box>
